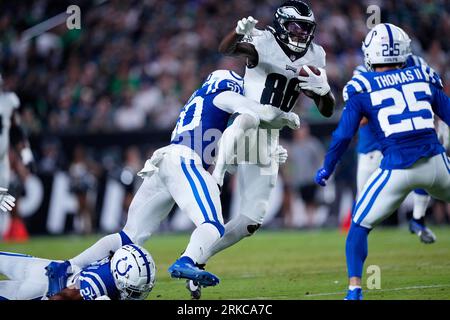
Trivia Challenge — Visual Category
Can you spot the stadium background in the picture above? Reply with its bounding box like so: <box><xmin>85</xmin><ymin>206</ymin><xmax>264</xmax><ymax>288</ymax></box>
<box><xmin>0</xmin><ymin>0</ymin><xmax>449</xmax><ymax>238</ymax></box>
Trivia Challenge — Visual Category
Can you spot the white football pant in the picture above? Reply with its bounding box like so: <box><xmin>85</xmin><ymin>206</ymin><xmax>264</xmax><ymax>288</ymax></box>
<box><xmin>123</xmin><ymin>144</ymin><xmax>224</xmax><ymax>245</ymax></box>
<box><xmin>353</xmin><ymin>153</ymin><xmax>450</xmax><ymax>229</ymax></box>
<box><xmin>356</xmin><ymin>150</ymin><xmax>383</xmax><ymax>195</ymax></box>
<box><xmin>0</xmin><ymin>252</ymin><xmax>52</xmax><ymax>300</ymax></box>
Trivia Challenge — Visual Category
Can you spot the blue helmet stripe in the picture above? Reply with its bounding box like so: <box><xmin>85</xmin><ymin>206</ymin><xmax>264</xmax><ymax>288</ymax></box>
<box><xmin>384</xmin><ymin>24</ymin><xmax>394</xmax><ymax>56</ymax></box>
<box><xmin>128</xmin><ymin>244</ymin><xmax>151</xmax><ymax>284</ymax></box>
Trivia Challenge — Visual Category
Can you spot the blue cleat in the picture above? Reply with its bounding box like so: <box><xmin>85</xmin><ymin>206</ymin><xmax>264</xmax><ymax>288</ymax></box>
<box><xmin>168</xmin><ymin>256</ymin><xmax>219</xmax><ymax>287</ymax></box>
<box><xmin>45</xmin><ymin>261</ymin><xmax>71</xmax><ymax>297</ymax></box>
<box><xmin>344</xmin><ymin>288</ymin><xmax>363</xmax><ymax>300</ymax></box>
<box><xmin>409</xmin><ymin>219</ymin><xmax>436</xmax><ymax>244</ymax></box>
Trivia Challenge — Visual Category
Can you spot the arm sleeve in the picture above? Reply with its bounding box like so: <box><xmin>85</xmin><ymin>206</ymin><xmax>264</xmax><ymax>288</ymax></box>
<box><xmin>431</xmin><ymin>87</ymin><xmax>450</xmax><ymax>126</ymax></box>
<box><xmin>323</xmin><ymin>98</ymin><xmax>363</xmax><ymax>173</ymax></box>
<box><xmin>213</xmin><ymin>90</ymin><xmax>284</xmax><ymax>122</ymax></box>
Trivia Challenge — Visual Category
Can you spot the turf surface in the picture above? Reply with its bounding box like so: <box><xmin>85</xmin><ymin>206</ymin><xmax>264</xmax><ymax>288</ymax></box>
<box><xmin>1</xmin><ymin>226</ymin><xmax>449</xmax><ymax>300</ymax></box>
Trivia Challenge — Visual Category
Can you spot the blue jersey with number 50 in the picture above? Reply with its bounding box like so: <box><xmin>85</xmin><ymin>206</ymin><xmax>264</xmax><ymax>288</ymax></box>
<box><xmin>170</xmin><ymin>70</ymin><xmax>244</xmax><ymax>169</ymax></box>
<box><xmin>324</xmin><ymin>65</ymin><xmax>449</xmax><ymax>172</ymax></box>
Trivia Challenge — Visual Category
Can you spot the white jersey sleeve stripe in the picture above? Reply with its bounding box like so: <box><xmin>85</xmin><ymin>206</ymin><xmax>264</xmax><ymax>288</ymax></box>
<box><xmin>420</xmin><ymin>65</ymin><xmax>430</xmax><ymax>82</ymax></box>
<box><xmin>353</xmin><ymin>75</ymin><xmax>372</xmax><ymax>92</ymax></box>
<box><xmin>81</xmin><ymin>276</ymin><xmax>103</xmax><ymax>298</ymax></box>
<box><xmin>83</xmin><ymin>271</ymin><xmax>108</xmax><ymax>296</ymax></box>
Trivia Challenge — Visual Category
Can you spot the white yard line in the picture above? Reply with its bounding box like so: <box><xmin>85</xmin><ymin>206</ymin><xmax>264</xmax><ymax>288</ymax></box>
<box><xmin>305</xmin><ymin>284</ymin><xmax>450</xmax><ymax>297</ymax></box>
<box><xmin>236</xmin><ymin>284</ymin><xmax>450</xmax><ymax>299</ymax></box>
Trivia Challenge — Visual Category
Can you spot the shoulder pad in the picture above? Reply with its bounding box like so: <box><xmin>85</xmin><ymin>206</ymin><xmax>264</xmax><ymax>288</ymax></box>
<box><xmin>305</xmin><ymin>42</ymin><xmax>326</xmax><ymax>68</ymax></box>
<box><xmin>353</xmin><ymin>65</ymin><xmax>368</xmax><ymax>76</ymax></box>
<box><xmin>342</xmin><ymin>73</ymin><xmax>372</xmax><ymax>101</ymax></box>
<box><xmin>419</xmin><ymin>65</ymin><xmax>443</xmax><ymax>89</ymax></box>
<box><xmin>406</xmin><ymin>54</ymin><xmax>427</xmax><ymax>67</ymax></box>
<box><xmin>202</xmin><ymin>70</ymin><xmax>244</xmax><ymax>95</ymax></box>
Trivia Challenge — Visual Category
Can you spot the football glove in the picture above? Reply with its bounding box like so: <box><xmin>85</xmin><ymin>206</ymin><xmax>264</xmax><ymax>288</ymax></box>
<box><xmin>297</xmin><ymin>66</ymin><xmax>331</xmax><ymax>97</ymax></box>
<box><xmin>315</xmin><ymin>167</ymin><xmax>331</xmax><ymax>187</ymax></box>
<box><xmin>272</xmin><ymin>145</ymin><xmax>288</xmax><ymax>164</ymax></box>
<box><xmin>0</xmin><ymin>188</ymin><xmax>16</xmax><ymax>213</ymax></box>
<box><xmin>282</xmin><ymin>112</ymin><xmax>301</xmax><ymax>130</ymax></box>
<box><xmin>235</xmin><ymin>16</ymin><xmax>259</xmax><ymax>36</ymax></box>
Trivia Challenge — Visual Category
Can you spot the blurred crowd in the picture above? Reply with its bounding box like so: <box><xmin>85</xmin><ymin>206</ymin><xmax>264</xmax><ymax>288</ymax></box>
<box><xmin>1</xmin><ymin>0</ymin><xmax>448</xmax><ymax>135</ymax></box>
<box><xmin>0</xmin><ymin>0</ymin><xmax>449</xmax><ymax>235</ymax></box>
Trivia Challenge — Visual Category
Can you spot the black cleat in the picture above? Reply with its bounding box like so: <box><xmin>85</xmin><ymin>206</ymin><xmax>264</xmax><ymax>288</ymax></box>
<box><xmin>409</xmin><ymin>218</ymin><xmax>436</xmax><ymax>244</ymax></box>
<box><xmin>186</xmin><ymin>280</ymin><xmax>202</xmax><ymax>300</ymax></box>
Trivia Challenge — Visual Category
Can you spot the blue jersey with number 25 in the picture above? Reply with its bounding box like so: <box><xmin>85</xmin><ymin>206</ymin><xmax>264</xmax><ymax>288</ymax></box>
<box><xmin>78</xmin><ymin>257</ymin><xmax>119</xmax><ymax>300</ymax></box>
<box><xmin>324</xmin><ymin>65</ymin><xmax>450</xmax><ymax>172</ymax></box>
<box><xmin>354</xmin><ymin>54</ymin><xmax>429</xmax><ymax>154</ymax></box>
<box><xmin>170</xmin><ymin>70</ymin><xmax>244</xmax><ymax>169</ymax></box>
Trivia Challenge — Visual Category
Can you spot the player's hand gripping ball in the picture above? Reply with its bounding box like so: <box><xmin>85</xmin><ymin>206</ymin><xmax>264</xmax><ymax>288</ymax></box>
<box><xmin>298</xmin><ymin>65</ymin><xmax>330</xmax><ymax>97</ymax></box>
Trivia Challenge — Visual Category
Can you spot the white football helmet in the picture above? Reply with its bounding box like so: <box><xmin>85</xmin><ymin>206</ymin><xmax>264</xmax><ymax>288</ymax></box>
<box><xmin>362</xmin><ymin>23</ymin><xmax>411</xmax><ymax>71</ymax></box>
<box><xmin>110</xmin><ymin>244</ymin><xmax>156</xmax><ymax>300</ymax></box>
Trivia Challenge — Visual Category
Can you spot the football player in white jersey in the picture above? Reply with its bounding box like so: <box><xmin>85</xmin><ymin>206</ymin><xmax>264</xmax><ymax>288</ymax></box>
<box><xmin>0</xmin><ymin>75</ymin><xmax>33</xmax><ymax>236</ymax></box>
<box><xmin>0</xmin><ymin>244</ymin><xmax>155</xmax><ymax>300</ymax></box>
<box><xmin>0</xmin><ymin>74</ymin><xmax>19</xmax><ymax>214</ymax></box>
<box><xmin>186</xmin><ymin>0</ymin><xmax>336</xmax><ymax>299</ymax></box>
<box><xmin>44</xmin><ymin>69</ymin><xmax>300</xmax><ymax>297</ymax></box>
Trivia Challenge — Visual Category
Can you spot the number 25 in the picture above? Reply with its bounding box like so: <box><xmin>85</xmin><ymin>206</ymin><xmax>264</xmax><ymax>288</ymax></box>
<box><xmin>373</xmin><ymin>82</ymin><xmax>434</xmax><ymax>137</ymax></box>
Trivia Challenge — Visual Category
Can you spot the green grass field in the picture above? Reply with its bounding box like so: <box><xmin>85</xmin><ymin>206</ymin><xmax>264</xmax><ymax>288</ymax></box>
<box><xmin>1</xmin><ymin>226</ymin><xmax>450</xmax><ymax>300</ymax></box>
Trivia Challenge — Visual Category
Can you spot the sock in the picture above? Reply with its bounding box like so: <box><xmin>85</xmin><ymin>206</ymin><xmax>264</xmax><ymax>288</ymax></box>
<box><xmin>346</xmin><ymin>222</ymin><xmax>371</xmax><ymax>278</ymax></box>
<box><xmin>349</xmin><ymin>285</ymin><xmax>362</xmax><ymax>290</ymax></box>
<box><xmin>182</xmin><ymin>223</ymin><xmax>221</xmax><ymax>264</ymax></box>
<box><xmin>412</xmin><ymin>192</ymin><xmax>431</xmax><ymax>220</ymax></box>
<box><xmin>69</xmin><ymin>232</ymin><xmax>125</xmax><ymax>268</ymax></box>
<box><xmin>197</xmin><ymin>215</ymin><xmax>260</xmax><ymax>264</ymax></box>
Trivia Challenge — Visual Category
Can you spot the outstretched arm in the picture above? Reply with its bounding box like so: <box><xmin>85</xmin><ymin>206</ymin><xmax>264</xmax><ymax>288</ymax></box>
<box><xmin>315</xmin><ymin>99</ymin><xmax>362</xmax><ymax>186</ymax></box>
<box><xmin>218</xmin><ymin>16</ymin><xmax>259</xmax><ymax>67</ymax></box>
<box><xmin>432</xmin><ymin>88</ymin><xmax>450</xmax><ymax>126</ymax></box>
<box><xmin>311</xmin><ymin>91</ymin><xmax>336</xmax><ymax>118</ymax></box>
<box><xmin>213</xmin><ymin>91</ymin><xmax>300</xmax><ymax>130</ymax></box>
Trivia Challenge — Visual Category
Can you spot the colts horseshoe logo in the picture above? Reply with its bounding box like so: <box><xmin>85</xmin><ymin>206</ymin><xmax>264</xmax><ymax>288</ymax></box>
<box><xmin>115</xmin><ymin>256</ymin><xmax>133</xmax><ymax>276</ymax></box>
<box><xmin>363</xmin><ymin>30</ymin><xmax>377</xmax><ymax>48</ymax></box>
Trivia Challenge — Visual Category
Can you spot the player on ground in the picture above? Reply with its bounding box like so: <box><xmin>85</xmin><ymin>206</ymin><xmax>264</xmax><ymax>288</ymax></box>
<box><xmin>314</xmin><ymin>23</ymin><xmax>450</xmax><ymax>300</ymax></box>
<box><xmin>44</xmin><ymin>69</ymin><xmax>300</xmax><ymax>296</ymax></box>
<box><xmin>352</xmin><ymin>52</ymin><xmax>448</xmax><ymax>243</ymax></box>
<box><xmin>0</xmin><ymin>244</ymin><xmax>156</xmax><ymax>300</ymax></box>
<box><xmin>186</xmin><ymin>0</ymin><xmax>335</xmax><ymax>299</ymax></box>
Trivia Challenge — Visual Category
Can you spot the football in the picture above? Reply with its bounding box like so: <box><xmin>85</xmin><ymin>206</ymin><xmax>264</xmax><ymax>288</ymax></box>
<box><xmin>299</xmin><ymin>65</ymin><xmax>321</xmax><ymax>77</ymax></box>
